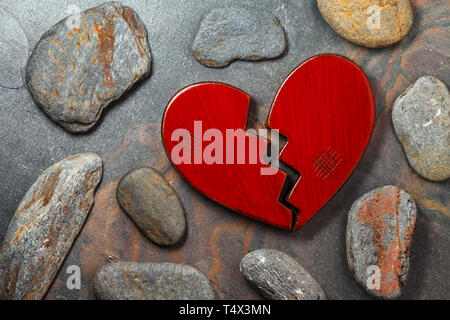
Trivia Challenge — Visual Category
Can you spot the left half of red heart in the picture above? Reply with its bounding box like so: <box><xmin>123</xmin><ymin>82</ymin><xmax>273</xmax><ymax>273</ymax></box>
<box><xmin>161</xmin><ymin>83</ymin><xmax>293</xmax><ymax>229</ymax></box>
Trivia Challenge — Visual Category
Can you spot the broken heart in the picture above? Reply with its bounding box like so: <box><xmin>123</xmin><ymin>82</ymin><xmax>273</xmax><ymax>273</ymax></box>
<box><xmin>162</xmin><ymin>54</ymin><xmax>375</xmax><ymax>230</ymax></box>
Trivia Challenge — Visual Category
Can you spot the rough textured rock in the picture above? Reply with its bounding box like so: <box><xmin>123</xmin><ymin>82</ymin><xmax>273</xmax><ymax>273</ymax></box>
<box><xmin>94</xmin><ymin>262</ymin><xmax>215</xmax><ymax>300</ymax></box>
<box><xmin>317</xmin><ymin>0</ymin><xmax>413</xmax><ymax>48</ymax></box>
<box><xmin>0</xmin><ymin>153</ymin><xmax>102</xmax><ymax>300</ymax></box>
<box><xmin>116</xmin><ymin>166</ymin><xmax>186</xmax><ymax>246</ymax></box>
<box><xmin>393</xmin><ymin>76</ymin><xmax>450</xmax><ymax>181</ymax></box>
<box><xmin>26</xmin><ymin>2</ymin><xmax>151</xmax><ymax>133</ymax></box>
<box><xmin>0</xmin><ymin>7</ymin><xmax>29</xmax><ymax>88</ymax></box>
<box><xmin>346</xmin><ymin>186</ymin><xmax>417</xmax><ymax>299</ymax></box>
<box><xmin>192</xmin><ymin>6</ymin><xmax>286</xmax><ymax>68</ymax></box>
<box><xmin>240</xmin><ymin>249</ymin><xmax>326</xmax><ymax>300</ymax></box>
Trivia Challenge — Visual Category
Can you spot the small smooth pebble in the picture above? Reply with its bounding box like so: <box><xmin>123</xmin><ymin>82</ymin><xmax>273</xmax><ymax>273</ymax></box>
<box><xmin>0</xmin><ymin>153</ymin><xmax>102</xmax><ymax>300</ymax></box>
<box><xmin>0</xmin><ymin>7</ymin><xmax>29</xmax><ymax>88</ymax></box>
<box><xmin>192</xmin><ymin>6</ymin><xmax>286</xmax><ymax>68</ymax></box>
<box><xmin>94</xmin><ymin>262</ymin><xmax>215</xmax><ymax>300</ymax></box>
<box><xmin>240</xmin><ymin>249</ymin><xmax>326</xmax><ymax>300</ymax></box>
<box><xmin>317</xmin><ymin>0</ymin><xmax>413</xmax><ymax>48</ymax></box>
<box><xmin>116</xmin><ymin>166</ymin><xmax>186</xmax><ymax>246</ymax></box>
<box><xmin>346</xmin><ymin>186</ymin><xmax>417</xmax><ymax>299</ymax></box>
<box><xmin>393</xmin><ymin>76</ymin><xmax>450</xmax><ymax>181</ymax></box>
<box><xmin>26</xmin><ymin>2</ymin><xmax>151</xmax><ymax>132</ymax></box>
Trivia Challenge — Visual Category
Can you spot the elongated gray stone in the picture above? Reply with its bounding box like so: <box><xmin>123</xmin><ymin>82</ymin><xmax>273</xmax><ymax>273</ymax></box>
<box><xmin>393</xmin><ymin>76</ymin><xmax>450</xmax><ymax>181</ymax></box>
<box><xmin>94</xmin><ymin>262</ymin><xmax>215</xmax><ymax>300</ymax></box>
<box><xmin>26</xmin><ymin>2</ymin><xmax>151</xmax><ymax>133</ymax></box>
<box><xmin>0</xmin><ymin>7</ymin><xmax>29</xmax><ymax>88</ymax></box>
<box><xmin>346</xmin><ymin>186</ymin><xmax>417</xmax><ymax>299</ymax></box>
<box><xmin>192</xmin><ymin>6</ymin><xmax>286</xmax><ymax>68</ymax></box>
<box><xmin>116</xmin><ymin>166</ymin><xmax>186</xmax><ymax>246</ymax></box>
<box><xmin>240</xmin><ymin>249</ymin><xmax>326</xmax><ymax>300</ymax></box>
<box><xmin>0</xmin><ymin>153</ymin><xmax>102</xmax><ymax>300</ymax></box>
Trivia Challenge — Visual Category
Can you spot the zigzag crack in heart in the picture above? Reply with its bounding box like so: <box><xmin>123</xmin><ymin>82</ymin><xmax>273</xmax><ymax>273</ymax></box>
<box><xmin>162</xmin><ymin>54</ymin><xmax>375</xmax><ymax>230</ymax></box>
<box><xmin>242</xmin><ymin>124</ymin><xmax>302</xmax><ymax>230</ymax></box>
<box><xmin>276</xmin><ymin>155</ymin><xmax>301</xmax><ymax>231</ymax></box>
<box><xmin>258</xmin><ymin>130</ymin><xmax>301</xmax><ymax>230</ymax></box>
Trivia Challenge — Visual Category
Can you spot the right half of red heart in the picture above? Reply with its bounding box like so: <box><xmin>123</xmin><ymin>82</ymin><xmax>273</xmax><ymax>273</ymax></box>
<box><xmin>267</xmin><ymin>54</ymin><xmax>375</xmax><ymax>230</ymax></box>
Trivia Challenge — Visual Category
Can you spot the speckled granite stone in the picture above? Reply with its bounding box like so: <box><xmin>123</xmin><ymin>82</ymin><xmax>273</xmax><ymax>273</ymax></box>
<box><xmin>393</xmin><ymin>76</ymin><xmax>450</xmax><ymax>181</ymax></box>
<box><xmin>317</xmin><ymin>0</ymin><xmax>413</xmax><ymax>48</ymax></box>
<box><xmin>240</xmin><ymin>249</ymin><xmax>326</xmax><ymax>300</ymax></box>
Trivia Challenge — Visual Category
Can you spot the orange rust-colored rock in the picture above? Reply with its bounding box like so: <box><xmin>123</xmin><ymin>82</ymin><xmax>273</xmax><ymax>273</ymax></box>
<box><xmin>346</xmin><ymin>186</ymin><xmax>417</xmax><ymax>299</ymax></box>
<box><xmin>317</xmin><ymin>0</ymin><xmax>414</xmax><ymax>48</ymax></box>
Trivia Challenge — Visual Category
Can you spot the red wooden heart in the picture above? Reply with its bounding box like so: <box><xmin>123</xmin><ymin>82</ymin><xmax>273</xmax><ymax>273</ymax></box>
<box><xmin>162</xmin><ymin>54</ymin><xmax>374</xmax><ymax>231</ymax></box>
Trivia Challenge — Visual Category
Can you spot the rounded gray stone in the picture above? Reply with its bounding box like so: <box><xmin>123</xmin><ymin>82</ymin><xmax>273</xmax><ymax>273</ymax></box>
<box><xmin>192</xmin><ymin>6</ymin><xmax>286</xmax><ymax>68</ymax></box>
<box><xmin>116</xmin><ymin>166</ymin><xmax>186</xmax><ymax>246</ymax></box>
<box><xmin>346</xmin><ymin>186</ymin><xmax>417</xmax><ymax>299</ymax></box>
<box><xmin>26</xmin><ymin>2</ymin><xmax>151</xmax><ymax>133</ymax></box>
<box><xmin>94</xmin><ymin>262</ymin><xmax>215</xmax><ymax>300</ymax></box>
<box><xmin>393</xmin><ymin>76</ymin><xmax>449</xmax><ymax>181</ymax></box>
<box><xmin>0</xmin><ymin>7</ymin><xmax>29</xmax><ymax>88</ymax></box>
<box><xmin>239</xmin><ymin>249</ymin><xmax>326</xmax><ymax>300</ymax></box>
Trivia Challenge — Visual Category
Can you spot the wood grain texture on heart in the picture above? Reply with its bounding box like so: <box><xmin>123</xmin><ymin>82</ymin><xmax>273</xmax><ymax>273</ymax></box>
<box><xmin>268</xmin><ymin>54</ymin><xmax>375</xmax><ymax>230</ymax></box>
<box><xmin>162</xmin><ymin>54</ymin><xmax>375</xmax><ymax>230</ymax></box>
<box><xmin>162</xmin><ymin>83</ymin><xmax>293</xmax><ymax>229</ymax></box>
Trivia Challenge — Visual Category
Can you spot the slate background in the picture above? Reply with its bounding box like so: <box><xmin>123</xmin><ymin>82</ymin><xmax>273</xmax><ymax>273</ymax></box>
<box><xmin>0</xmin><ymin>0</ymin><xmax>448</xmax><ymax>300</ymax></box>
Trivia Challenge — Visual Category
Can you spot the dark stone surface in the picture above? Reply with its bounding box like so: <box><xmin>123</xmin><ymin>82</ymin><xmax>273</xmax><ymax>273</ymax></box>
<box><xmin>393</xmin><ymin>76</ymin><xmax>450</xmax><ymax>181</ymax></box>
<box><xmin>94</xmin><ymin>262</ymin><xmax>215</xmax><ymax>300</ymax></box>
<box><xmin>192</xmin><ymin>6</ymin><xmax>286</xmax><ymax>67</ymax></box>
<box><xmin>0</xmin><ymin>7</ymin><xmax>29</xmax><ymax>89</ymax></box>
<box><xmin>116</xmin><ymin>166</ymin><xmax>186</xmax><ymax>246</ymax></box>
<box><xmin>26</xmin><ymin>2</ymin><xmax>151</xmax><ymax>133</ymax></box>
<box><xmin>346</xmin><ymin>186</ymin><xmax>417</xmax><ymax>299</ymax></box>
<box><xmin>0</xmin><ymin>0</ymin><xmax>448</xmax><ymax>300</ymax></box>
<box><xmin>240</xmin><ymin>249</ymin><xmax>326</xmax><ymax>300</ymax></box>
<box><xmin>0</xmin><ymin>153</ymin><xmax>102</xmax><ymax>300</ymax></box>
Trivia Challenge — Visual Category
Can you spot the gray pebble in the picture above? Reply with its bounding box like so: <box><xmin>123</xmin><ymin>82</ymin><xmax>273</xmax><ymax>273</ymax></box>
<box><xmin>346</xmin><ymin>186</ymin><xmax>417</xmax><ymax>299</ymax></box>
<box><xmin>0</xmin><ymin>7</ymin><xmax>29</xmax><ymax>88</ymax></box>
<box><xmin>26</xmin><ymin>2</ymin><xmax>151</xmax><ymax>133</ymax></box>
<box><xmin>0</xmin><ymin>153</ymin><xmax>102</xmax><ymax>299</ymax></box>
<box><xmin>240</xmin><ymin>249</ymin><xmax>326</xmax><ymax>300</ymax></box>
<box><xmin>393</xmin><ymin>76</ymin><xmax>449</xmax><ymax>181</ymax></box>
<box><xmin>192</xmin><ymin>6</ymin><xmax>286</xmax><ymax>68</ymax></box>
<box><xmin>94</xmin><ymin>262</ymin><xmax>215</xmax><ymax>300</ymax></box>
<box><xmin>116</xmin><ymin>166</ymin><xmax>186</xmax><ymax>246</ymax></box>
